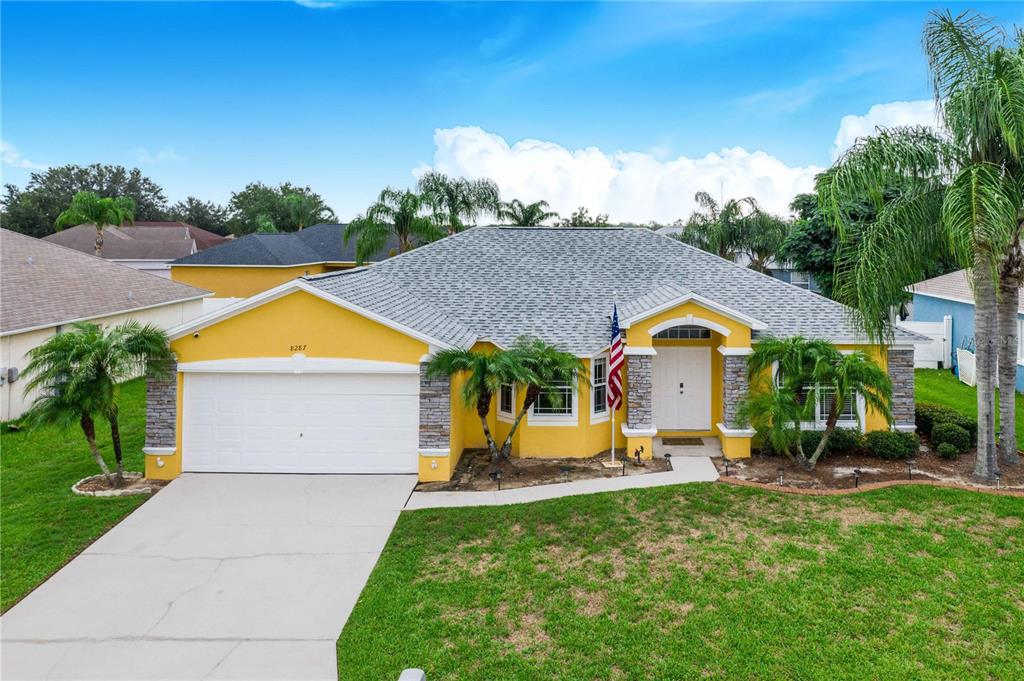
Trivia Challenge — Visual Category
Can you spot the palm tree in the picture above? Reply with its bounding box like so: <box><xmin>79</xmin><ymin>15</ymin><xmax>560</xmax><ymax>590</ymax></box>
<box><xmin>425</xmin><ymin>347</ymin><xmax>533</xmax><ymax>462</ymax></box>
<box><xmin>55</xmin><ymin>191</ymin><xmax>136</xmax><ymax>256</ymax></box>
<box><xmin>744</xmin><ymin>212</ymin><xmax>792</xmax><ymax>274</ymax></box>
<box><xmin>498</xmin><ymin>199</ymin><xmax>559</xmax><ymax>226</ymax></box>
<box><xmin>740</xmin><ymin>336</ymin><xmax>893</xmax><ymax>470</ymax></box>
<box><xmin>344</xmin><ymin>188</ymin><xmax>444</xmax><ymax>264</ymax></box>
<box><xmin>283</xmin><ymin>192</ymin><xmax>333</xmax><ymax>231</ymax></box>
<box><xmin>255</xmin><ymin>213</ymin><xmax>278</xmax><ymax>233</ymax></box>
<box><xmin>674</xmin><ymin>192</ymin><xmax>761</xmax><ymax>261</ymax></box>
<box><xmin>22</xmin><ymin>321</ymin><xmax>174</xmax><ymax>487</ymax></box>
<box><xmin>816</xmin><ymin>10</ymin><xmax>1024</xmax><ymax>480</ymax></box>
<box><xmin>496</xmin><ymin>337</ymin><xmax>587</xmax><ymax>459</ymax></box>
<box><xmin>417</xmin><ymin>171</ymin><xmax>500</xmax><ymax>234</ymax></box>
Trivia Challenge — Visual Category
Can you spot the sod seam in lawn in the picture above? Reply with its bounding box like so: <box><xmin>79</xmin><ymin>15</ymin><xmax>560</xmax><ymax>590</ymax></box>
<box><xmin>338</xmin><ymin>483</ymin><xmax>1024</xmax><ymax>680</ymax></box>
<box><xmin>0</xmin><ymin>378</ymin><xmax>150</xmax><ymax>613</ymax></box>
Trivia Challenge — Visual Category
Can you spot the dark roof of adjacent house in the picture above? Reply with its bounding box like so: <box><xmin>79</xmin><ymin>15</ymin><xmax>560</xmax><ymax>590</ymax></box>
<box><xmin>911</xmin><ymin>269</ymin><xmax>1024</xmax><ymax>313</ymax></box>
<box><xmin>1</xmin><ymin>229</ymin><xmax>209</xmax><ymax>334</ymax></box>
<box><xmin>42</xmin><ymin>222</ymin><xmax>227</xmax><ymax>260</ymax></box>
<box><xmin>171</xmin><ymin>223</ymin><xmax>399</xmax><ymax>267</ymax></box>
<box><xmin>303</xmin><ymin>226</ymin><xmax>922</xmax><ymax>354</ymax></box>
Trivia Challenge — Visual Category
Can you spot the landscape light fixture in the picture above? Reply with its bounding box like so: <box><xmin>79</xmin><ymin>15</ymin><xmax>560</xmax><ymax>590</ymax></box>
<box><xmin>723</xmin><ymin>460</ymin><xmax>732</xmax><ymax>477</ymax></box>
<box><xmin>994</xmin><ymin>470</ymin><xmax>1002</xmax><ymax>489</ymax></box>
<box><xmin>906</xmin><ymin>459</ymin><xmax>916</xmax><ymax>481</ymax></box>
<box><xmin>777</xmin><ymin>467</ymin><xmax>784</xmax><ymax>486</ymax></box>
<box><xmin>853</xmin><ymin>468</ymin><xmax>862</xmax><ymax>489</ymax></box>
<box><xmin>560</xmin><ymin>466</ymin><xmax>571</xmax><ymax>484</ymax></box>
<box><xmin>489</xmin><ymin>468</ymin><xmax>503</xmax><ymax>491</ymax></box>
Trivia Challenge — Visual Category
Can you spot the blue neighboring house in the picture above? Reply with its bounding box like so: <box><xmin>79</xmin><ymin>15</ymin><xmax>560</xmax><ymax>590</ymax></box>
<box><xmin>910</xmin><ymin>269</ymin><xmax>1024</xmax><ymax>392</ymax></box>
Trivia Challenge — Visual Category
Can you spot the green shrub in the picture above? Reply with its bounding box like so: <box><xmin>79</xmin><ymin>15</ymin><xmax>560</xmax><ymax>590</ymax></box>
<box><xmin>828</xmin><ymin>428</ymin><xmax>864</xmax><ymax>453</ymax></box>
<box><xmin>800</xmin><ymin>430</ymin><xmax>827</xmax><ymax>458</ymax></box>
<box><xmin>948</xmin><ymin>413</ymin><xmax>977</xmax><ymax>445</ymax></box>
<box><xmin>936</xmin><ymin>442</ymin><xmax>960</xmax><ymax>460</ymax></box>
<box><xmin>932</xmin><ymin>422</ymin><xmax>971</xmax><ymax>453</ymax></box>
<box><xmin>866</xmin><ymin>430</ymin><xmax>919</xmax><ymax>460</ymax></box>
<box><xmin>915</xmin><ymin>402</ymin><xmax>977</xmax><ymax>444</ymax></box>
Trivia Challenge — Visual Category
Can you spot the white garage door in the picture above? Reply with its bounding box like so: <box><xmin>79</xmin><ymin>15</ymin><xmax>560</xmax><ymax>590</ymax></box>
<box><xmin>182</xmin><ymin>372</ymin><xmax>419</xmax><ymax>473</ymax></box>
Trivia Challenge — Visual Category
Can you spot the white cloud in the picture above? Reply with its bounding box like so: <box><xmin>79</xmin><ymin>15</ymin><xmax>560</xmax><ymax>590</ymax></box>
<box><xmin>1</xmin><ymin>140</ymin><xmax>47</xmax><ymax>170</ymax></box>
<box><xmin>416</xmin><ymin>126</ymin><xmax>822</xmax><ymax>223</ymax></box>
<box><xmin>831</xmin><ymin>99</ymin><xmax>937</xmax><ymax>160</ymax></box>
<box><xmin>134</xmin><ymin>147</ymin><xmax>184</xmax><ymax>164</ymax></box>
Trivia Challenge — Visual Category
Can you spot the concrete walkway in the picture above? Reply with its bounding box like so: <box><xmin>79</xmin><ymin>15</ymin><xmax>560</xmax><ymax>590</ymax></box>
<box><xmin>405</xmin><ymin>456</ymin><xmax>719</xmax><ymax>510</ymax></box>
<box><xmin>1</xmin><ymin>473</ymin><xmax>416</xmax><ymax>681</ymax></box>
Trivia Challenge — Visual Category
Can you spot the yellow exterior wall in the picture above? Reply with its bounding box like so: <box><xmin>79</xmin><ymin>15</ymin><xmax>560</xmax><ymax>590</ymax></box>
<box><xmin>171</xmin><ymin>264</ymin><xmax>340</xmax><ymax>298</ymax></box>
<box><xmin>838</xmin><ymin>343</ymin><xmax>891</xmax><ymax>433</ymax></box>
<box><xmin>626</xmin><ymin>302</ymin><xmax>752</xmax><ymax>349</ymax></box>
<box><xmin>147</xmin><ymin>290</ymin><xmax>429</xmax><ymax>479</ymax></box>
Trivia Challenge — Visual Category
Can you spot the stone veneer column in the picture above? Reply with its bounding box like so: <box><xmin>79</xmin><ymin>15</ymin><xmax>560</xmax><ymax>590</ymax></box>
<box><xmin>887</xmin><ymin>348</ymin><xmax>915</xmax><ymax>430</ymax></box>
<box><xmin>626</xmin><ymin>355</ymin><xmax>653</xmax><ymax>429</ymax></box>
<box><xmin>145</xmin><ymin>360</ymin><xmax>177</xmax><ymax>450</ymax></box>
<box><xmin>418</xmin><ymin>363</ymin><xmax>451</xmax><ymax>449</ymax></box>
<box><xmin>721</xmin><ymin>355</ymin><xmax>749</xmax><ymax>428</ymax></box>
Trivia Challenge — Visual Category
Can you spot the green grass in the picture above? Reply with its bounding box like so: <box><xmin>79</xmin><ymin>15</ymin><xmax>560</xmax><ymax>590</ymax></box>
<box><xmin>916</xmin><ymin>368</ymin><xmax>1024</xmax><ymax>448</ymax></box>
<box><xmin>0</xmin><ymin>378</ymin><xmax>149</xmax><ymax>613</ymax></box>
<box><xmin>338</xmin><ymin>483</ymin><xmax>1024</xmax><ymax>680</ymax></box>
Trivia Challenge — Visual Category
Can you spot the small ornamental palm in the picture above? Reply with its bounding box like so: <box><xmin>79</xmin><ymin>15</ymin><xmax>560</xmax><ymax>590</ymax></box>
<box><xmin>55</xmin><ymin>191</ymin><xmax>136</xmax><ymax>257</ymax></box>
<box><xmin>22</xmin><ymin>321</ymin><xmax>174</xmax><ymax>487</ymax></box>
<box><xmin>426</xmin><ymin>347</ymin><xmax>533</xmax><ymax>462</ymax></box>
<box><xmin>739</xmin><ymin>336</ymin><xmax>893</xmax><ymax>470</ymax></box>
<box><xmin>345</xmin><ymin>188</ymin><xmax>443</xmax><ymax>264</ymax></box>
<box><xmin>498</xmin><ymin>199</ymin><xmax>559</xmax><ymax>227</ymax></box>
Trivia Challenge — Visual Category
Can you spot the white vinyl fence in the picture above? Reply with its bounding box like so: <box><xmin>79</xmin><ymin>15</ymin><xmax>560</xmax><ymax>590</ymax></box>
<box><xmin>896</xmin><ymin>315</ymin><xmax>952</xmax><ymax>369</ymax></box>
<box><xmin>956</xmin><ymin>348</ymin><xmax>977</xmax><ymax>387</ymax></box>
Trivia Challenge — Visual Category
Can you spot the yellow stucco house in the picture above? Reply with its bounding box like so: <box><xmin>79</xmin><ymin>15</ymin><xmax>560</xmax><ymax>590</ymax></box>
<box><xmin>169</xmin><ymin>222</ymin><xmax>398</xmax><ymax>298</ymax></box>
<box><xmin>145</xmin><ymin>227</ymin><xmax>919</xmax><ymax>483</ymax></box>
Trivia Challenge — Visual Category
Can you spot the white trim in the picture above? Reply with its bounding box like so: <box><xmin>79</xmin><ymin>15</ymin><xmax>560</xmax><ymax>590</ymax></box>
<box><xmin>177</xmin><ymin>356</ymin><xmax>420</xmax><ymax>374</ymax></box>
<box><xmin>171</xmin><ymin>261</ymin><xmax>359</xmax><ymax>269</ymax></box>
<box><xmin>717</xmin><ymin>346</ymin><xmax>753</xmax><ymax>356</ymax></box>
<box><xmin>143</xmin><ymin>446</ymin><xmax>176</xmax><ymax>456</ymax></box>
<box><xmin>894</xmin><ymin>423</ymin><xmax>917</xmax><ymax>433</ymax></box>
<box><xmin>621</xmin><ymin>424</ymin><xmax>657</xmax><ymax>437</ymax></box>
<box><xmin>418</xmin><ymin>448</ymin><xmax>451</xmax><ymax>457</ymax></box>
<box><xmin>621</xmin><ymin>292</ymin><xmax>768</xmax><ymax>331</ymax></box>
<box><xmin>527</xmin><ymin>380</ymin><xmax>578</xmax><ymax>427</ymax></box>
<box><xmin>909</xmin><ymin>290</ymin><xmax>975</xmax><ymax>307</ymax></box>
<box><xmin>497</xmin><ymin>383</ymin><xmax>516</xmax><ymax>423</ymax></box>
<box><xmin>0</xmin><ymin>294</ymin><xmax>211</xmax><ymax>338</ymax></box>
<box><xmin>590</xmin><ymin>354</ymin><xmax>610</xmax><ymax>423</ymax></box>
<box><xmin>167</xmin><ymin>279</ymin><xmax>468</xmax><ymax>349</ymax></box>
<box><xmin>716</xmin><ymin>423</ymin><xmax>755</xmax><ymax>438</ymax></box>
<box><xmin>647</xmin><ymin>315</ymin><xmax>733</xmax><ymax>338</ymax></box>
<box><xmin>623</xmin><ymin>346</ymin><xmax>657</xmax><ymax>356</ymax></box>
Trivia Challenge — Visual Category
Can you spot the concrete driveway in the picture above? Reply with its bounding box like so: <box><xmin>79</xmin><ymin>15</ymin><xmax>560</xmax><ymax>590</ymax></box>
<box><xmin>1</xmin><ymin>473</ymin><xmax>416</xmax><ymax>680</ymax></box>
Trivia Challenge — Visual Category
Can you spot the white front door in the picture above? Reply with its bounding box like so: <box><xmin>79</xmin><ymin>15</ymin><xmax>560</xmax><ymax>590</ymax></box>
<box><xmin>182</xmin><ymin>371</ymin><xmax>419</xmax><ymax>474</ymax></box>
<box><xmin>652</xmin><ymin>346</ymin><xmax>711</xmax><ymax>430</ymax></box>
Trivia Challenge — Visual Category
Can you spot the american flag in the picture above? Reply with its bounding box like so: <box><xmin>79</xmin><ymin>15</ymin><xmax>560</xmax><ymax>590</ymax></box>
<box><xmin>608</xmin><ymin>305</ymin><xmax>624</xmax><ymax>411</ymax></box>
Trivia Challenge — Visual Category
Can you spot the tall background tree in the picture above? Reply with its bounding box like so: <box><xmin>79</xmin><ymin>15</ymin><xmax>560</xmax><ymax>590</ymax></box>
<box><xmin>1</xmin><ymin>164</ymin><xmax>167</xmax><ymax>237</ymax></box>
<box><xmin>168</xmin><ymin>196</ymin><xmax>231</xmax><ymax>235</ymax></box>
<box><xmin>498</xmin><ymin>199</ymin><xmax>558</xmax><ymax>226</ymax></box>
<box><xmin>558</xmin><ymin>206</ymin><xmax>609</xmax><ymax>227</ymax></box>
<box><xmin>55</xmin><ymin>191</ymin><xmax>136</xmax><ymax>256</ymax></box>
<box><xmin>673</xmin><ymin>192</ymin><xmax>763</xmax><ymax>261</ymax></box>
<box><xmin>817</xmin><ymin>10</ymin><xmax>1024</xmax><ymax>480</ymax></box>
<box><xmin>417</xmin><ymin>171</ymin><xmax>500</xmax><ymax>234</ymax></box>
<box><xmin>227</xmin><ymin>181</ymin><xmax>335</xmax><ymax>235</ymax></box>
<box><xmin>344</xmin><ymin>188</ymin><xmax>442</xmax><ymax>264</ymax></box>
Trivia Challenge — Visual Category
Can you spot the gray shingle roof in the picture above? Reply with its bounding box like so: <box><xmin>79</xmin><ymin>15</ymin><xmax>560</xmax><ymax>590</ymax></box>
<box><xmin>172</xmin><ymin>223</ymin><xmax>399</xmax><ymax>267</ymax></box>
<box><xmin>910</xmin><ymin>268</ymin><xmax>1024</xmax><ymax>313</ymax></box>
<box><xmin>42</xmin><ymin>224</ymin><xmax>203</xmax><ymax>260</ymax></box>
<box><xmin>304</xmin><ymin>227</ymin><xmax>920</xmax><ymax>354</ymax></box>
<box><xmin>2</xmin><ymin>229</ymin><xmax>209</xmax><ymax>334</ymax></box>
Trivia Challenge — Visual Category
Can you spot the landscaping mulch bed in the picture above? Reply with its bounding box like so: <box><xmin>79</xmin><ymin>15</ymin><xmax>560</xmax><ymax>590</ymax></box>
<box><xmin>721</xmin><ymin>443</ymin><xmax>1024</xmax><ymax>491</ymax></box>
<box><xmin>72</xmin><ymin>472</ymin><xmax>167</xmax><ymax>497</ymax></box>
<box><xmin>416</xmin><ymin>448</ymin><xmax>672</xmax><ymax>492</ymax></box>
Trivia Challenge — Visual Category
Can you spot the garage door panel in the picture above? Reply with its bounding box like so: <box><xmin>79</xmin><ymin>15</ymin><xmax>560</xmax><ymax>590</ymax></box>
<box><xmin>183</xmin><ymin>371</ymin><xmax>419</xmax><ymax>474</ymax></box>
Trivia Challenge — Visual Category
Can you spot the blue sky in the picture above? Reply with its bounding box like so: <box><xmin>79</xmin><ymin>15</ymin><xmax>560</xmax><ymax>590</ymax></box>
<box><xmin>2</xmin><ymin>1</ymin><xmax>1021</xmax><ymax>222</ymax></box>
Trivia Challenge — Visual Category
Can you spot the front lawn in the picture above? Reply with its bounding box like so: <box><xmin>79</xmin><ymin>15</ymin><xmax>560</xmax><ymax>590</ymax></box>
<box><xmin>338</xmin><ymin>483</ymin><xmax>1024</xmax><ymax>680</ymax></box>
<box><xmin>916</xmin><ymin>368</ymin><xmax>1024</xmax><ymax>448</ymax></box>
<box><xmin>0</xmin><ymin>378</ymin><xmax>149</xmax><ymax>613</ymax></box>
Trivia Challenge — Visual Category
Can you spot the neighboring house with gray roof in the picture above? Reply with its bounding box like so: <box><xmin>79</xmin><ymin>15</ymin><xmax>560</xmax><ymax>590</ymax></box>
<box><xmin>42</xmin><ymin>221</ymin><xmax>228</xmax><ymax>278</ymax></box>
<box><xmin>1</xmin><ymin>229</ymin><xmax>210</xmax><ymax>421</ymax></box>
<box><xmin>149</xmin><ymin>227</ymin><xmax>922</xmax><ymax>484</ymax></box>
<box><xmin>169</xmin><ymin>223</ymin><xmax>402</xmax><ymax>298</ymax></box>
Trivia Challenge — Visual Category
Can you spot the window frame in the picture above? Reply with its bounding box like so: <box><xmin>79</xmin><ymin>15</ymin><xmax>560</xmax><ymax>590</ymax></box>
<box><xmin>772</xmin><ymin>360</ymin><xmax>866</xmax><ymax>432</ymax></box>
<box><xmin>498</xmin><ymin>383</ymin><xmax>515</xmax><ymax>423</ymax></box>
<box><xmin>790</xmin><ymin>271</ymin><xmax>811</xmax><ymax>289</ymax></box>
<box><xmin>591</xmin><ymin>355</ymin><xmax>609</xmax><ymax>423</ymax></box>
<box><xmin>528</xmin><ymin>375</ymin><xmax>579</xmax><ymax>426</ymax></box>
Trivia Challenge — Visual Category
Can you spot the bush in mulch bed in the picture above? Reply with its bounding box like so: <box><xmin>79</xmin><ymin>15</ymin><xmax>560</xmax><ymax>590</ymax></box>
<box><xmin>866</xmin><ymin>430</ymin><xmax>919</xmax><ymax>460</ymax></box>
<box><xmin>936</xmin><ymin>442</ymin><xmax>961</xmax><ymax>460</ymax></box>
<box><xmin>932</xmin><ymin>422</ymin><xmax>972</xmax><ymax>454</ymax></box>
<box><xmin>916</xmin><ymin>402</ymin><xmax>977</xmax><ymax>444</ymax></box>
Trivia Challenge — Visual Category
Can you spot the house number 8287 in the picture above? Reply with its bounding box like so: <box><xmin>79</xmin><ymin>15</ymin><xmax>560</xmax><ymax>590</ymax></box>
<box><xmin>290</xmin><ymin>344</ymin><xmax>307</xmax><ymax>352</ymax></box>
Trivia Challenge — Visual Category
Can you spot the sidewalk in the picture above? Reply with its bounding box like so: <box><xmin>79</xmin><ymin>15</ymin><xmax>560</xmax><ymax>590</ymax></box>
<box><xmin>404</xmin><ymin>456</ymin><xmax>719</xmax><ymax>510</ymax></box>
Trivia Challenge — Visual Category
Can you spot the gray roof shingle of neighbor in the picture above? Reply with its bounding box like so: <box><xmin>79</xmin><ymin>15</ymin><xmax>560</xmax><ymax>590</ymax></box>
<box><xmin>171</xmin><ymin>223</ymin><xmax>400</xmax><ymax>267</ymax></box>
<box><xmin>303</xmin><ymin>227</ymin><xmax>921</xmax><ymax>354</ymax></box>
<box><xmin>911</xmin><ymin>268</ymin><xmax>1024</xmax><ymax>313</ymax></box>
<box><xmin>42</xmin><ymin>224</ymin><xmax>206</xmax><ymax>260</ymax></box>
<box><xmin>1</xmin><ymin>229</ymin><xmax>209</xmax><ymax>334</ymax></box>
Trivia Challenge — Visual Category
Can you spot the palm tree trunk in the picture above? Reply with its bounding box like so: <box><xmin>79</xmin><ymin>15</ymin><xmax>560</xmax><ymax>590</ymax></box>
<box><xmin>997</xmin><ymin>242</ymin><xmax>1022</xmax><ymax>466</ymax></box>
<box><xmin>973</xmin><ymin>266</ymin><xmax>999</xmax><ymax>481</ymax></box>
<box><xmin>94</xmin><ymin>225</ymin><xmax>104</xmax><ymax>257</ymax></box>
<box><xmin>499</xmin><ymin>386</ymin><xmax>539</xmax><ymax>460</ymax></box>
<box><xmin>476</xmin><ymin>392</ymin><xmax>500</xmax><ymax>462</ymax></box>
<box><xmin>80</xmin><ymin>414</ymin><xmax>114</xmax><ymax>485</ymax></box>
<box><xmin>108</xmin><ymin>408</ymin><xmax>125</xmax><ymax>487</ymax></box>
<box><xmin>808</xmin><ymin>401</ymin><xmax>842</xmax><ymax>469</ymax></box>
